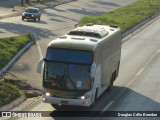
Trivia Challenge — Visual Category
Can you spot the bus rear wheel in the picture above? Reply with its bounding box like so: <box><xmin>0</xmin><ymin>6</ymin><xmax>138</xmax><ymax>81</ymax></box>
<box><xmin>108</xmin><ymin>73</ymin><xmax>114</xmax><ymax>90</ymax></box>
<box><xmin>116</xmin><ymin>61</ymin><xmax>120</xmax><ymax>77</ymax></box>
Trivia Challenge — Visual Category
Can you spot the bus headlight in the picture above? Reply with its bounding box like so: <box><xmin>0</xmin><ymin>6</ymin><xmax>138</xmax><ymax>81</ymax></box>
<box><xmin>46</xmin><ymin>92</ymin><xmax>50</xmax><ymax>96</ymax></box>
<box><xmin>78</xmin><ymin>95</ymin><xmax>90</xmax><ymax>99</ymax></box>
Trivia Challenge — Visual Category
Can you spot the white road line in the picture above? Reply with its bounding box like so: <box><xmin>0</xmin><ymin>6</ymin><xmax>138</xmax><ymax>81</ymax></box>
<box><xmin>156</xmin><ymin>49</ymin><xmax>160</xmax><ymax>54</ymax></box>
<box><xmin>136</xmin><ymin>68</ymin><xmax>144</xmax><ymax>76</ymax></box>
<box><xmin>129</xmin><ymin>17</ymin><xmax>160</xmax><ymax>41</ymax></box>
<box><xmin>33</xmin><ymin>33</ymin><xmax>43</xmax><ymax>58</ymax></box>
<box><xmin>101</xmin><ymin>19</ymin><xmax>160</xmax><ymax>113</ymax></box>
<box><xmin>101</xmin><ymin>101</ymin><xmax>114</xmax><ymax>112</ymax></box>
<box><xmin>101</xmin><ymin>48</ymin><xmax>156</xmax><ymax>112</ymax></box>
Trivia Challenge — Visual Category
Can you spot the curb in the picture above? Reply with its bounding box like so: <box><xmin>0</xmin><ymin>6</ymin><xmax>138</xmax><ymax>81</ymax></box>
<box><xmin>122</xmin><ymin>12</ymin><xmax>160</xmax><ymax>41</ymax></box>
<box><xmin>25</xmin><ymin>90</ymin><xmax>42</xmax><ymax>98</ymax></box>
<box><xmin>0</xmin><ymin>33</ymin><xmax>38</xmax><ymax>111</ymax></box>
<box><xmin>0</xmin><ymin>0</ymin><xmax>76</xmax><ymax>19</ymax></box>
<box><xmin>0</xmin><ymin>94</ymin><xmax>26</xmax><ymax>111</ymax></box>
<box><xmin>0</xmin><ymin>40</ymin><xmax>35</xmax><ymax>76</ymax></box>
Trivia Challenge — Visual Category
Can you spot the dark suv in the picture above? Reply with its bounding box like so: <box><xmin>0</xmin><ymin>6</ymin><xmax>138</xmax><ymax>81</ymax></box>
<box><xmin>22</xmin><ymin>7</ymin><xmax>41</xmax><ymax>21</ymax></box>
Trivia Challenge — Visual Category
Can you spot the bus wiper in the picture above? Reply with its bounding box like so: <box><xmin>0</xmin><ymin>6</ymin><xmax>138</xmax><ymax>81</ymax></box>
<box><xmin>48</xmin><ymin>73</ymin><xmax>65</xmax><ymax>82</ymax></box>
<box><xmin>44</xmin><ymin>58</ymin><xmax>55</xmax><ymax>62</ymax></box>
<box><xmin>67</xmin><ymin>70</ymin><xmax>77</xmax><ymax>90</ymax></box>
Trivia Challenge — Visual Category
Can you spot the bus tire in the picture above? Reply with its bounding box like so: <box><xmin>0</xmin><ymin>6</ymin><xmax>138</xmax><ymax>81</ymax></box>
<box><xmin>108</xmin><ymin>73</ymin><xmax>114</xmax><ymax>90</ymax></box>
<box><xmin>116</xmin><ymin>61</ymin><xmax>120</xmax><ymax>77</ymax></box>
<box><xmin>91</xmin><ymin>89</ymin><xmax>98</xmax><ymax>107</ymax></box>
<box><xmin>51</xmin><ymin>104</ymin><xmax>58</xmax><ymax>108</ymax></box>
<box><xmin>51</xmin><ymin>104</ymin><xmax>64</xmax><ymax>111</ymax></box>
<box><xmin>95</xmin><ymin>89</ymin><xmax>98</xmax><ymax>101</ymax></box>
<box><xmin>114</xmin><ymin>70</ymin><xmax>117</xmax><ymax>81</ymax></box>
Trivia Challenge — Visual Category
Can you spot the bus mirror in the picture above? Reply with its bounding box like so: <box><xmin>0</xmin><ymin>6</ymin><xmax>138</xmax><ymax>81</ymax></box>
<box><xmin>37</xmin><ymin>58</ymin><xmax>44</xmax><ymax>73</ymax></box>
<box><xmin>90</xmin><ymin>62</ymin><xmax>96</xmax><ymax>78</ymax></box>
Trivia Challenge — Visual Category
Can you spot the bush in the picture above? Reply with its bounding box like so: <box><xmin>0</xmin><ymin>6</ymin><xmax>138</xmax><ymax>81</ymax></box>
<box><xmin>0</xmin><ymin>80</ymin><xmax>22</xmax><ymax>107</ymax></box>
<box><xmin>0</xmin><ymin>34</ymin><xmax>32</xmax><ymax>69</ymax></box>
<box><xmin>79</xmin><ymin>0</ymin><xmax>160</xmax><ymax>33</ymax></box>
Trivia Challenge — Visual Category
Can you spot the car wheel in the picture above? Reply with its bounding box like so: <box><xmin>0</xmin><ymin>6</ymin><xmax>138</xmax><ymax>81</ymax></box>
<box><xmin>22</xmin><ymin>17</ymin><xmax>24</xmax><ymax>21</ymax></box>
<box><xmin>38</xmin><ymin>17</ymin><xmax>40</xmax><ymax>21</ymax></box>
<box><xmin>34</xmin><ymin>18</ymin><xmax>36</xmax><ymax>22</ymax></box>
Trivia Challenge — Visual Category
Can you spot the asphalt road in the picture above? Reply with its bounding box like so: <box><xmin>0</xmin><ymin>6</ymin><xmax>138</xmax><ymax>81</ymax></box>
<box><xmin>0</xmin><ymin>0</ymin><xmax>21</xmax><ymax>16</ymax></box>
<box><xmin>0</xmin><ymin>0</ymin><xmax>160</xmax><ymax>120</ymax></box>
<box><xmin>8</xmin><ymin>13</ymin><xmax>160</xmax><ymax>120</ymax></box>
<box><xmin>0</xmin><ymin>0</ymin><xmax>137</xmax><ymax>89</ymax></box>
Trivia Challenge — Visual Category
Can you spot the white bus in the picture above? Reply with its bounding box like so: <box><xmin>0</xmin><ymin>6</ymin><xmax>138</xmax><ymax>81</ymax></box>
<box><xmin>37</xmin><ymin>24</ymin><xmax>121</xmax><ymax>107</ymax></box>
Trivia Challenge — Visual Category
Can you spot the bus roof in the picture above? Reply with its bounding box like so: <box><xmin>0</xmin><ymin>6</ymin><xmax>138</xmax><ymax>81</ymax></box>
<box><xmin>48</xmin><ymin>24</ymin><xmax>121</xmax><ymax>51</ymax></box>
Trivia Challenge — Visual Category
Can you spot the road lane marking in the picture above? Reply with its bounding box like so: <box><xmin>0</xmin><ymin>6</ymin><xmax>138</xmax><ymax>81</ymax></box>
<box><xmin>101</xmin><ymin>18</ymin><xmax>160</xmax><ymax>113</ymax></box>
<box><xmin>101</xmin><ymin>68</ymin><xmax>145</xmax><ymax>112</ymax></box>
<box><xmin>101</xmin><ymin>101</ymin><xmax>114</xmax><ymax>112</ymax></box>
<box><xmin>101</xmin><ymin>47</ymin><xmax>159</xmax><ymax>112</ymax></box>
<box><xmin>136</xmin><ymin>68</ymin><xmax>144</xmax><ymax>76</ymax></box>
<box><xmin>128</xmin><ymin>17</ymin><xmax>160</xmax><ymax>41</ymax></box>
<box><xmin>156</xmin><ymin>49</ymin><xmax>160</xmax><ymax>54</ymax></box>
<box><xmin>33</xmin><ymin>33</ymin><xmax>43</xmax><ymax>58</ymax></box>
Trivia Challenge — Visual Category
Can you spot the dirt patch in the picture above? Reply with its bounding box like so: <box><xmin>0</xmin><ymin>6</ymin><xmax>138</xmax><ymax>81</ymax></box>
<box><xmin>1</xmin><ymin>72</ymin><xmax>42</xmax><ymax>98</ymax></box>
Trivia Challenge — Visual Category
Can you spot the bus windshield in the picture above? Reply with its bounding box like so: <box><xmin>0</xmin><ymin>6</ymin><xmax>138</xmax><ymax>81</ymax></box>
<box><xmin>46</xmin><ymin>48</ymin><xmax>93</xmax><ymax>64</ymax></box>
<box><xmin>43</xmin><ymin>48</ymin><xmax>93</xmax><ymax>91</ymax></box>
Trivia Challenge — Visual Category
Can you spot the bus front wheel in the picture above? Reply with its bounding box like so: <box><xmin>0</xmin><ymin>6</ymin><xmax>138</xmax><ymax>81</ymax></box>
<box><xmin>92</xmin><ymin>89</ymin><xmax>98</xmax><ymax>107</ymax></box>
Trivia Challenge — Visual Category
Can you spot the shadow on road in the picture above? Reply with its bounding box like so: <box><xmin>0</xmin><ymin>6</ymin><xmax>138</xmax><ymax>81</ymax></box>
<box><xmin>49</xmin><ymin>18</ymin><xmax>65</xmax><ymax>23</ymax></box>
<box><xmin>42</xmin><ymin>9</ymin><xmax>78</xmax><ymax>22</ymax></box>
<box><xmin>48</xmin><ymin>85</ymin><xmax>160</xmax><ymax>118</ymax></box>
<box><xmin>23</xmin><ymin>19</ymin><xmax>48</xmax><ymax>24</ymax></box>
<box><xmin>67</xmin><ymin>8</ymin><xmax>104</xmax><ymax>16</ymax></box>
<box><xmin>0</xmin><ymin>22</ymin><xmax>57</xmax><ymax>39</ymax></box>
<box><xmin>52</xmin><ymin>7</ymin><xmax>68</xmax><ymax>13</ymax></box>
<box><xmin>93</xmin><ymin>0</ymin><xmax>120</xmax><ymax>7</ymax></box>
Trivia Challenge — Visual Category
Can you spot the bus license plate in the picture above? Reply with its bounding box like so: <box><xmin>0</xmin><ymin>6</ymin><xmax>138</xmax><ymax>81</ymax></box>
<box><xmin>61</xmin><ymin>101</ymin><xmax>69</xmax><ymax>105</ymax></box>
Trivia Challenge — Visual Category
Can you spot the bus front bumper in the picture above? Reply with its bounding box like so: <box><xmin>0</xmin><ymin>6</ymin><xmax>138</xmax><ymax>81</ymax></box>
<box><xmin>42</xmin><ymin>95</ymin><xmax>92</xmax><ymax>107</ymax></box>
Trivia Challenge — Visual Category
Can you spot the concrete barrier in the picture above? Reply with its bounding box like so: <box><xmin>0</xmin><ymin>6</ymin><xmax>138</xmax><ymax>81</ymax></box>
<box><xmin>0</xmin><ymin>95</ymin><xmax>26</xmax><ymax>111</ymax></box>
<box><xmin>122</xmin><ymin>12</ymin><xmax>160</xmax><ymax>38</ymax></box>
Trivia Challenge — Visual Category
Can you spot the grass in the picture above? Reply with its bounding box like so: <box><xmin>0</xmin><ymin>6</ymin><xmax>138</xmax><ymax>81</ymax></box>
<box><xmin>0</xmin><ymin>34</ymin><xmax>32</xmax><ymax>69</ymax></box>
<box><xmin>0</xmin><ymin>34</ymin><xmax>31</xmax><ymax>107</ymax></box>
<box><xmin>79</xmin><ymin>0</ymin><xmax>160</xmax><ymax>33</ymax></box>
<box><xmin>0</xmin><ymin>79</ymin><xmax>23</xmax><ymax>107</ymax></box>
